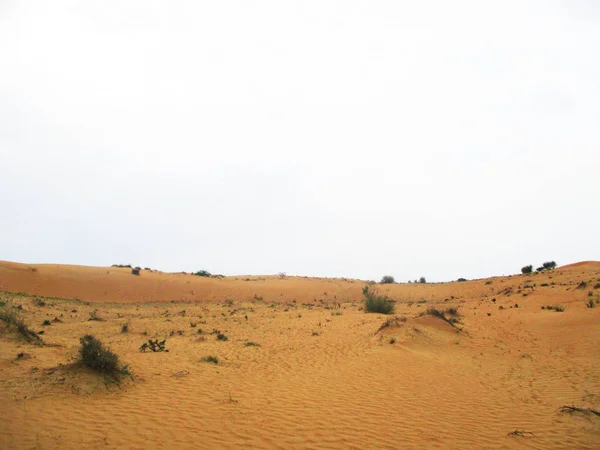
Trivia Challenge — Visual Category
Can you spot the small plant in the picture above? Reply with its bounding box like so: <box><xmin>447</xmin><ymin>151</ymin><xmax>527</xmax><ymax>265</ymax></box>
<box><xmin>363</xmin><ymin>286</ymin><xmax>395</xmax><ymax>315</ymax></box>
<box><xmin>190</xmin><ymin>321</ymin><xmax>197</xmax><ymax>328</ymax></box>
<box><xmin>389</xmin><ymin>337</ymin><xmax>396</xmax><ymax>344</ymax></box>
<box><xmin>201</xmin><ymin>355</ymin><xmax>219</xmax><ymax>364</ymax></box>
<box><xmin>131</xmin><ymin>268</ymin><xmax>141</xmax><ymax>276</ymax></box>
<box><xmin>586</xmin><ymin>299</ymin><xmax>595</xmax><ymax>308</ymax></box>
<box><xmin>245</xmin><ymin>341</ymin><xmax>260</xmax><ymax>347</ymax></box>
<box><xmin>78</xmin><ymin>335</ymin><xmax>129</xmax><ymax>381</ymax></box>
<box><xmin>380</xmin><ymin>275</ymin><xmax>395</xmax><ymax>284</ymax></box>
<box><xmin>521</xmin><ymin>265</ymin><xmax>533</xmax><ymax>275</ymax></box>
<box><xmin>88</xmin><ymin>310</ymin><xmax>104</xmax><ymax>321</ymax></box>
<box><xmin>139</xmin><ymin>339</ymin><xmax>167</xmax><ymax>352</ymax></box>
<box><xmin>216</xmin><ymin>333</ymin><xmax>228</xmax><ymax>341</ymax></box>
<box><xmin>553</xmin><ymin>305</ymin><xmax>565</xmax><ymax>312</ymax></box>
<box><xmin>121</xmin><ymin>323</ymin><xmax>129</xmax><ymax>333</ymax></box>
<box><xmin>42</xmin><ymin>319</ymin><xmax>51</xmax><ymax>326</ymax></box>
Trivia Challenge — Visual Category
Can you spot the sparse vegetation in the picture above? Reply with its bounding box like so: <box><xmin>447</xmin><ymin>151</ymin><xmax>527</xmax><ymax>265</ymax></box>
<box><xmin>78</xmin><ymin>335</ymin><xmax>129</xmax><ymax>381</ymax></box>
<box><xmin>245</xmin><ymin>341</ymin><xmax>260</xmax><ymax>347</ymax></box>
<box><xmin>586</xmin><ymin>299</ymin><xmax>595</xmax><ymax>308</ymax></box>
<box><xmin>0</xmin><ymin>305</ymin><xmax>43</xmax><ymax>345</ymax></box>
<box><xmin>201</xmin><ymin>355</ymin><xmax>219</xmax><ymax>364</ymax></box>
<box><xmin>363</xmin><ymin>286</ymin><xmax>395</xmax><ymax>315</ymax></box>
<box><xmin>88</xmin><ymin>310</ymin><xmax>104</xmax><ymax>321</ymax></box>
<box><xmin>421</xmin><ymin>307</ymin><xmax>462</xmax><ymax>330</ymax></box>
<box><xmin>131</xmin><ymin>268</ymin><xmax>141</xmax><ymax>276</ymax></box>
<box><xmin>139</xmin><ymin>339</ymin><xmax>167</xmax><ymax>352</ymax></box>
<box><xmin>216</xmin><ymin>333</ymin><xmax>228</xmax><ymax>341</ymax></box>
<box><xmin>521</xmin><ymin>265</ymin><xmax>533</xmax><ymax>275</ymax></box>
<box><xmin>576</xmin><ymin>281</ymin><xmax>587</xmax><ymax>290</ymax></box>
<box><xmin>380</xmin><ymin>275</ymin><xmax>395</xmax><ymax>284</ymax></box>
<box><xmin>42</xmin><ymin>319</ymin><xmax>51</xmax><ymax>326</ymax></box>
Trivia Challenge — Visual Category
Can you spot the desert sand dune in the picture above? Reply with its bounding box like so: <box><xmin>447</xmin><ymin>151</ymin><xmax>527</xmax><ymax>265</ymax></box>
<box><xmin>1</xmin><ymin>260</ymin><xmax>599</xmax><ymax>449</ymax></box>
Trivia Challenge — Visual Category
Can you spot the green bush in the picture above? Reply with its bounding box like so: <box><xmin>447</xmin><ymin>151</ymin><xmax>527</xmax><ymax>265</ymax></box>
<box><xmin>419</xmin><ymin>277</ymin><xmax>426</xmax><ymax>284</ymax></box>
<box><xmin>193</xmin><ymin>270</ymin><xmax>211</xmax><ymax>277</ymax></box>
<box><xmin>380</xmin><ymin>275</ymin><xmax>395</xmax><ymax>284</ymax></box>
<box><xmin>363</xmin><ymin>286</ymin><xmax>395</xmax><ymax>315</ymax></box>
<box><xmin>131</xmin><ymin>268</ymin><xmax>140</xmax><ymax>276</ymax></box>
<box><xmin>521</xmin><ymin>265</ymin><xmax>533</xmax><ymax>274</ymax></box>
<box><xmin>78</xmin><ymin>335</ymin><xmax>129</xmax><ymax>380</ymax></box>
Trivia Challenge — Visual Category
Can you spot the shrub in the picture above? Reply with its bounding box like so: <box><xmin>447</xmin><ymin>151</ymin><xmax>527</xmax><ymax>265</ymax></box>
<box><xmin>245</xmin><ymin>341</ymin><xmax>260</xmax><ymax>347</ymax></box>
<box><xmin>576</xmin><ymin>281</ymin><xmax>587</xmax><ymax>290</ymax></box>
<box><xmin>131</xmin><ymin>268</ymin><xmax>140</xmax><ymax>276</ymax></box>
<box><xmin>139</xmin><ymin>339</ymin><xmax>167</xmax><ymax>352</ymax></box>
<box><xmin>112</xmin><ymin>264</ymin><xmax>132</xmax><ymax>268</ymax></box>
<box><xmin>457</xmin><ymin>278</ymin><xmax>467</xmax><ymax>282</ymax></box>
<box><xmin>42</xmin><ymin>320</ymin><xmax>51</xmax><ymax>326</ymax></box>
<box><xmin>521</xmin><ymin>265</ymin><xmax>533</xmax><ymax>274</ymax></box>
<box><xmin>586</xmin><ymin>299</ymin><xmax>595</xmax><ymax>308</ymax></box>
<box><xmin>216</xmin><ymin>333</ymin><xmax>228</xmax><ymax>341</ymax></box>
<box><xmin>554</xmin><ymin>305</ymin><xmax>565</xmax><ymax>312</ymax></box>
<box><xmin>201</xmin><ymin>355</ymin><xmax>219</xmax><ymax>364</ymax></box>
<box><xmin>363</xmin><ymin>286</ymin><xmax>395</xmax><ymax>315</ymax></box>
<box><xmin>419</xmin><ymin>277</ymin><xmax>427</xmax><ymax>284</ymax></box>
<box><xmin>121</xmin><ymin>323</ymin><xmax>129</xmax><ymax>333</ymax></box>
<box><xmin>0</xmin><ymin>306</ymin><xmax>43</xmax><ymax>345</ymax></box>
<box><xmin>193</xmin><ymin>270</ymin><xmax>211</xmax><ymax>277</ymax></box>
<box><xmin>33</xmin><ymin>298</ymin><xmax>46</xmax><ymax>307</ymax></box>
<box><xmin>542</xmin><ymin>261</ymin><xmax>557</xmax><ymax>270</ymax></box>
<box><xmin>88</xmin><ymin>310</ymin><xmax>104</xmax><ymax>321</ymax></box>
<box><xmin>78</xmin><ymin>335</ymin><xmax>129</xmax><ymax>380</ymax></box>
<box><xmin>380</xmin><ymin>275</ymin><xmax>395</xmax><ymax>284</ymax></box>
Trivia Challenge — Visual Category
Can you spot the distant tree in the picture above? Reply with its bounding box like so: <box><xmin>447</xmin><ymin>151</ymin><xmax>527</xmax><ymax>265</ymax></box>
<box><xmin>521</xmin><ymin>265</ymin><xmax>533</xmax><ymax>275</ymax></box>
<box><xmin>380</xmin><ymin>275</ymin><xmax>395</xmax><ymax>284</ymax></box>
<box><xmin>457</xmin><ymin>278</ymin><xmax>467</xmax><ymax>282</ymax></box>
<box><xmin>419</xmin><ymin>277</ymin><xmax>426</xmax><ymax>284</ymax></box>
<box><xmin>193</xmin><ymin>270</ymin><xmax>211</xmax><ymax>277</ymax></box>
<box><xmin>542</xmin><ymin>261</ymin><xmax>557</xmax><ymax>270</ymax></box>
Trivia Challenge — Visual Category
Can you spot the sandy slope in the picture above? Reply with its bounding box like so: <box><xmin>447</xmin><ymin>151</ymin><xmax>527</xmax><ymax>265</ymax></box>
<box><xmin>0</xmin><ymin>261</ymin><xmax>599</xmax><ymax>449</ymax></box>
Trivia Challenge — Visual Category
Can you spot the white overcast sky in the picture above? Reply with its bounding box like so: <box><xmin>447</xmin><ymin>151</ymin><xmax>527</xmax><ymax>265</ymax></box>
<box><xmin>1</xmin><ymin>1</ymin><xmax>599</xmax><ymax>281</ymax></box>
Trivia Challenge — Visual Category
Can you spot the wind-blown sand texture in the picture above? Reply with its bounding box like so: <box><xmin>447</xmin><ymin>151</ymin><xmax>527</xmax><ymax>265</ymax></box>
<box><xmin>1</xmin><ymin>260</ymin><xmax>599</xmax><ymax>449</ymax></box>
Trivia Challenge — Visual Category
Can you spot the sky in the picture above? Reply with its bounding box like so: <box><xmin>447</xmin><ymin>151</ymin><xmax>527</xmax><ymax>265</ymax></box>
<box><xmin>1</xmin><ymin>1</ymin><xmax>599</xmax><ymax>282</ymax></box>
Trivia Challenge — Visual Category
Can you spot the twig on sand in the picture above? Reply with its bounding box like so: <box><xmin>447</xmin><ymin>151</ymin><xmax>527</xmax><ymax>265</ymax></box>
<box><xmin>559</xmin><ymin>405</ymin><xmax>600</xmax><ymax>417</ymax></box>
<box><xmin>506</xmin><ymin>430</ymin><xmax>535</xmax><ymax>438</ymax></box>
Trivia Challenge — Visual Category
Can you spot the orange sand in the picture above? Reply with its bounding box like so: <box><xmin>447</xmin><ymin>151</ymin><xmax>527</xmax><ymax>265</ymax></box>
<box><xmin>1</xmin><ymin>260</ymin><xmax>599</xmax><ymax>449</ymax></box>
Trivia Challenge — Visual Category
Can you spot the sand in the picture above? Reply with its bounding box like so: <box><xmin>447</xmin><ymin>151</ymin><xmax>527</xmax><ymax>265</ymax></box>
<box><xmin>0</xmin><ymin>260</ymin><xmax>599</xmax><ymax>449</ymax></box>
